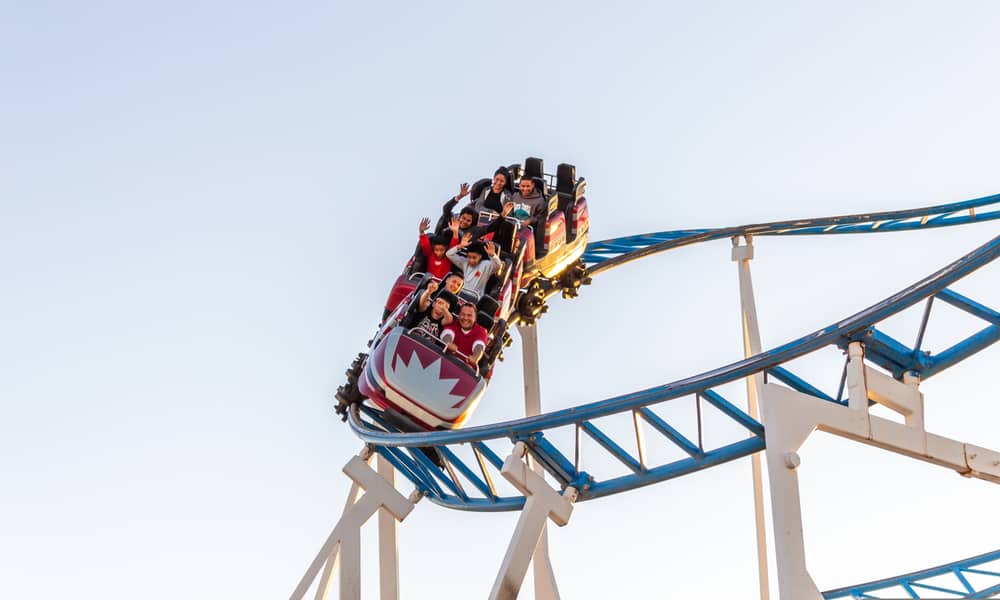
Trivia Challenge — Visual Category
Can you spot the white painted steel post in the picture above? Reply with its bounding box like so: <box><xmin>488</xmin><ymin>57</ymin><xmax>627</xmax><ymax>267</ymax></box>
<box><xmin>517</xmin><ymin>324</ymin><xmax>561</xmax><ymax>600</ymax></box>
<box><xmin>758</xmin><ymin>385</ymin><xmax>823</xmax><ymax>600</ymax></box>
<box><xmin>846</xmin><ymin>342</ymin><xmax>868</xmax><ymax>412</ymax></box>
<box><xmin>314</xmin><ymin>481</ymin><xmax>362</xmax><ymax>600</ymax></box>
<box><xmin>490</xmin><ymin>442</ymin><xmax>577</xmax><ymax>600</ymax></box>
<box><xmin>376</xmin><ymin>454</ymin><xmax>400</xmax><ymax>600</ymax></box>
<box><xmin>731</xmin><ymin>235</ymin><xmax>772</xmax><ymax>600</ymax></box>
<box><xmin>757</xmin><ymin>342</ymin><xmax>999</xmax><ymax>599</ymax></box>
<box><xmin>290</xmin><ymin>449</ymin><xmax>416</xmax><ymax>600</ymax></box>
<box><xmin>339</xmin><ymin>524</ymin><xmax>362</xmax><ymax>600</ymax></box>
<box><xmin>519</xmin><ymin>323</ymin><xmax>543</xmax><ymax>418</ymax></box>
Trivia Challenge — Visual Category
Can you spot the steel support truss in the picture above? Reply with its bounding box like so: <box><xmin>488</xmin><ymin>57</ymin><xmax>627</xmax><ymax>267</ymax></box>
<box><xmin>290</xmin><ymin>448</ymin><xmax>418</xmax><ymax>600</ymax></box>
<box><xmin>489</xmin><ymin>441</ymin><xmax>578</xmax><ymax>600</ymax></box>
<box><xmin>762</xmin><ymin>341</ymin><xmax>1000</xmax><ymax>600</ymax></box>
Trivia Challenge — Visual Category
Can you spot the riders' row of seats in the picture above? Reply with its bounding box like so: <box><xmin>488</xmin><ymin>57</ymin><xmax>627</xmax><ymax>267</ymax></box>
<box><xmin>400</xmin><ymin>275</ymin><xmax>505</xmax><ymax>373</ymax></box>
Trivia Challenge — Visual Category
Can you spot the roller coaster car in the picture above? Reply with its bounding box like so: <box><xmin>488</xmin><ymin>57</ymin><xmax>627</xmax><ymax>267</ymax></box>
<box><xmin>339</xmin><ymin>159</ymin><xmax>590</xmax><ymax>431</ymax></box>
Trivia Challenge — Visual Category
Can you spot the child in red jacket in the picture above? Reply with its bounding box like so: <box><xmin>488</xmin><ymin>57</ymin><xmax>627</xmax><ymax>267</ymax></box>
<box><xmin>417</xmin><ymin>217</ymin><xmax>458</xmax><ymax>279</ymax></box>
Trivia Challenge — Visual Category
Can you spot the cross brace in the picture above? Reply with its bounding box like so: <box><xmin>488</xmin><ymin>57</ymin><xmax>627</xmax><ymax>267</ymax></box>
<box><xmin>290</xmin><ymin>449</ymin><xmax>418</xmax><ymax>600</ymax></box>
<box><xmin>762</xmin><ymin>342</ymin><xmax>1000</xmax><ymax>600</ymax></box>
<box><xmin>490</xmin><ymin>442</ymin><xmax>578</xmax><ymax>600</ymax></box>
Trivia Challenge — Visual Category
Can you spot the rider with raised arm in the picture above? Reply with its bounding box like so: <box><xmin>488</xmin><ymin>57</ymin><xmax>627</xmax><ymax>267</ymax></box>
<box><xmin>417</xmin><ymin>217</ymin><xmax>458</xmax><ymax>279</ymax></box>
<box><xmin>445</xmin><ymin>236</ymin><xmax>502</xmax><ymax>299</ymax></box>
<box><xmin>441</xmin><ymin>304</ymin><xmax>489</xmax><ymax>369</ymax></box>
<box><xmin>442</xmin><ymin>203</ymin><xmax>514</xmax><ymax>246</ymax></box>
<box><xmin>433</xmin><ymin>182</ymin><xmax>473</xmax><ymax>236</ymax></box>
<box><xmin>412</xmin><ymin>280</ymin><xmax>455</xmax><ymax>338</ymax></box>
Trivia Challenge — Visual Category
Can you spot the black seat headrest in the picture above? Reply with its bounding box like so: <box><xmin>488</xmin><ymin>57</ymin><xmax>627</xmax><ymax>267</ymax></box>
<box><xmin>524</xmin><ymin>157</ymin><xmax>544</xmax><ymax>181</ymax></box>
<box><xmin>477</xmin><ymin>310</ymin><xmax>496</xmax><ymax>332</ymax></box>
<box><xmin>556</xmin><ymin>163</ymin><xmax>575</xmax><ymax>195</ymax></box>
<box><xmin>477</xmin><ymin>294</ymin><xmax>500</xmax><ymax>317</ymax></box>
<box><xmin>493</xmin><ymin>219</ymin><xmax>518</xmax><ymax>254</ymax></box>
<box><xmin>531</xmin><ymin>176</ymin><xmax>547</xmax><ymax>197</ymax></box>
<box><xmin>457</xmin><ymin>289</ymin><xmax>480</xmax><ymax>306</ymax></box>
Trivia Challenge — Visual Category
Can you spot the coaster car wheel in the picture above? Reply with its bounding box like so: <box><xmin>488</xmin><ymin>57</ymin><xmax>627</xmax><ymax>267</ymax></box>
<box><xmin>558</xmin><ymin>259</ymin><xmax>591</xmax><ymax>299</ymax></box>
<box><xmin>517</xmin><ymin>280</ymin><xmax>548</xmax><ymax>325</ymax></box>
<box><xmin>335</xmin><ymin>352</ymin><xmax>367</xmax><ymax>421</ymax></box>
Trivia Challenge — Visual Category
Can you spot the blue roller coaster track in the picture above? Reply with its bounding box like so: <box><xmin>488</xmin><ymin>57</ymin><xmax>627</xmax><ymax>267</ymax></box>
<box><xmin>346</xmin><ymin>191</ymin><xmax>1000</xmax><ymax>598</ymax></box>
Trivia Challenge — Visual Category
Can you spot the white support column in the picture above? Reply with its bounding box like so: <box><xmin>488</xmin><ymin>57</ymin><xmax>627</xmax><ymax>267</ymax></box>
<box><xmin>376</xmin><ymin>454</ymin><xmax>401</xmax><ymax>600</ymax></box>
<box><xmin>314</xmin><ymin>482</ymin><xmax>362</xmax><ymax>600</ymax></box>
<box><xmin>731</xmin><ymin>235</ymin><xmax>772</xmax><ymax>600</ymax></box>
<box><xmin>490</xmin><ymin>442</ymin><xmax>578</xmax><ymax>600</ymax></box>
<box><xmin>760</xmin><ymin>348</ymin><xmax>1000</xmax><ymax>600</ymax></box>
<box><xmin>517</xmin><ymin>324</ymin><xmax>561</xmax><ymax>600</ymax></box>
<box><xmin>519</xmin><ymin>324</ymin><xmax>543</xmax><ymax>418</ymax></box>
<box><xmin>845</xmin><ymin>342</ymin><xmax>868</xmax><ymax>412</ymax></box>
<box><xmin>291</xmin><ymin>449</ymin><xmax>417</xmax><ymax>600</ymax></box>
<box><xmin>759</xmin><ymin>386</ymin><xmax>823</xmax><ymax>600</ymax></box>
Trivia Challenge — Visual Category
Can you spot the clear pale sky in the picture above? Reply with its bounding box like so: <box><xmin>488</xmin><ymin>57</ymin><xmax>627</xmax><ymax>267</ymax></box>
<box><xmin>3</xmin><ymin>2</ymin><xmax>1000</xmax><ymax>598</ymax></box>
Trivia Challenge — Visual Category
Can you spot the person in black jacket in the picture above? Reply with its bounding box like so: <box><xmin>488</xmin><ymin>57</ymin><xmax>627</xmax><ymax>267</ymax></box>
<box><xmin>433</xmin><ymin>183</ymin><xmax>472</xmax><ymax>234</ymax></box>
<box><xmin>442</xmin><ymin>202</ymin><xmax>513</xmax><ymax>245</ymax></box>
<box><xmin>472</xmin><ymin>166</ymin><xmax>514</xmax><ymax>214</ymax></box>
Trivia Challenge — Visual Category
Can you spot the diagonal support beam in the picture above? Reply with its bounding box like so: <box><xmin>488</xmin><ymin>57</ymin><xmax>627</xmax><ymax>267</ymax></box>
<box><xmin>490</xmin><ymin>442</ymin><xmax>578</xmax><ymax>600</ymax></box>
<box><xmin>291</xmin><ymin>449</ymin><xmax>417</xmax><ymax>600</ymax></box>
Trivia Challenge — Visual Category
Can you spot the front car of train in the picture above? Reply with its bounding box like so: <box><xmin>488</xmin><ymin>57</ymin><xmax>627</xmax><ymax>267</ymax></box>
<box><xmin>358</xmin><ymin>326</ymin><xmax>487</xmax><ymax>430</ymax></box>
<box><xmin>336</xmin><ymin>157</ymin><xmax>590</xmax><ymax>431</ymax></box>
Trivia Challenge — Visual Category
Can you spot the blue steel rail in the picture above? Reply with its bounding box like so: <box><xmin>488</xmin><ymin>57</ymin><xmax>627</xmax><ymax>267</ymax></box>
<box><xmin>346</xmin><ymin>192</ymin><xmax>1000</xmax><ymax>596</ymax></box>
<box><xmin>583</xmin><ymin>192</ymin><xmax>1000</xmax><ymax>273</ymax></box>
<box><xmin>823</xmin><ymin>549</ymin><xmax>1000</xmax><ymax>599</ymax></box>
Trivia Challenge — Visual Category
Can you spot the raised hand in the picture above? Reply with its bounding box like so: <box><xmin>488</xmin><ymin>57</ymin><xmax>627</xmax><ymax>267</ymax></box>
<box><xmin>460</xmin><ymin>232</ymin><xmax>472</xmax><ymax>247</ymax></box>
<box><xmin>427</xmin><ymin>280</ymin><xmax>439</xmax><ymax>293</ymax></box>
<box><xmin>450</xmin><ymin>216</ymin><xmax>460</xmax><ymax>234</ymax></box>
<box><xmin>484</xmin><ymin>240</ymin><xmax>496</xmax><ymax>256</ymax></box>
<box><xmin>457</xmin><ymin>182</ymin><xmax>470</xmax><ymax>199</ymax></box>
<box><xmin>419</xmin><ymin>217</ymin><xmax>431</xmax><ymax>234</ymax></box>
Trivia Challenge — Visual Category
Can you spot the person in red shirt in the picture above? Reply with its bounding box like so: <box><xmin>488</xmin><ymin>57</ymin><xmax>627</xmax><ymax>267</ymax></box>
<box><xmin>441</xmin><ymin>304</ymin><xmax>489</xmax><ymax>369</ymax></box>
<box><xmin>416</xmin><ymin>217</ymin><xmax>458</xmax><ymax>279</ymax></box>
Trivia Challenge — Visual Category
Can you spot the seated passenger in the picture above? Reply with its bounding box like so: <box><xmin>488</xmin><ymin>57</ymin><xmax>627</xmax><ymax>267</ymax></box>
<box><xmin>433</xmin><ymin>182</ymin><xmax>472</xmax><ymax>236</ymax></box>
<box><xmin>454</xmin><ymin>207</ymin><xmax>480</xmax><ymax>238</ymax></box>
<box><xmin>441</xmin><ymin>304</ymin><xmax>489</xmax><ymax>368</ymax></box>
<box><xmin>472</xmin><ymin>167</ymin><xmax>514</xmax><ymax>214</ymax></box>
<box><xmin>417</xmin><ymin>217</ymin><xmax>458</xmax><ymax>279</ymax></box>
<box><xmin>440</xmin><ymin>272</ymin><xmax>464</xmax><ymax>296</ymax></box>
<box><xmin>445</xmin><ymin>238</ymin><xmax>502</xmax><ymax>299</ymax></box>
<box><xmin>509</xmin><ymin>177</ymin><xmax>548</xmax><ymax>259</ymax></box>
<box><xmin>509</xmin><ymin>177</ymin><xmax>546</xmax><ymax>229</ymax></box>
<box><xmin>413</xmin><ymin>281</ymin><xmax>455</xmax><ymax>338</ymax></box>
<box><xmin>444</xmin><ymin>204</ymin><xmax>514</xmax><ymax>245</ymax></box>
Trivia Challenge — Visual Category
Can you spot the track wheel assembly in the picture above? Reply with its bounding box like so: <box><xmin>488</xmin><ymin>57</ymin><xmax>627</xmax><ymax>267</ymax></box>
<box><xmin>517</xmin><ymin>280</ymin><xmax>549</xmax><ymax>325</ymax></box>
<box><xmin>559</xmin><ymin>259</ymin><xmax>592</xmax><ymax>299</ymax></box>
<box><xmin>334</xmin><ymin>352</ymin><xmax>367</xmax><ymax>421</ymax></box>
